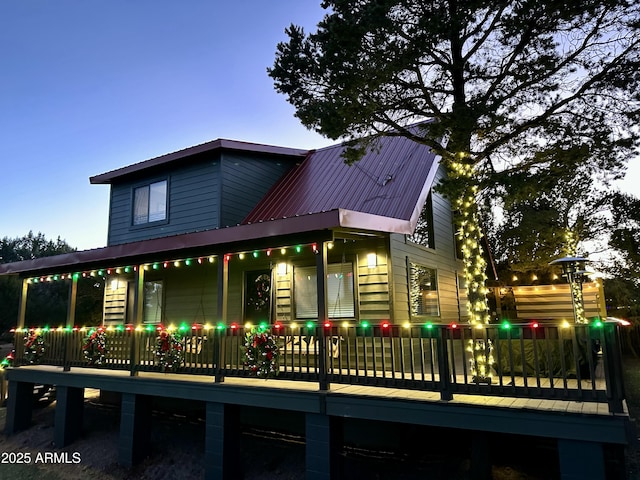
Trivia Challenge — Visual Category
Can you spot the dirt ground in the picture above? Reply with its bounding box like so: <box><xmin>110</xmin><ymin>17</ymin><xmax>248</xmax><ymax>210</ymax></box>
<box><xmin>1</xmin><ymin>356</ymin><xmax>639</xmax><ymax>479</ymax></box>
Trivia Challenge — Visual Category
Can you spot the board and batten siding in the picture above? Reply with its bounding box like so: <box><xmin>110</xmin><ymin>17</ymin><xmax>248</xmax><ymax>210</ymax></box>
<box><xmin>107</xmin><ymin>160</ymin><xmax>222</xmax><ymax>246</ymax></box>
<box><xmin>390</xmin><ymin>165</ymin><xmax>464</xmax><ymax>323</ymax></box>
<box><xmin>219</xmin><ymin>152</ymin><xmax>297</xmax><ymax>228</ymax></box>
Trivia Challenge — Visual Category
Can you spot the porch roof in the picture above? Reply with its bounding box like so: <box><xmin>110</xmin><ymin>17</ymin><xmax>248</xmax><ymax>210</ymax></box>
<box><xmin>0</xmin><ymin>208</ymin><xmax>411</xmax><ymax>277</ymax></box>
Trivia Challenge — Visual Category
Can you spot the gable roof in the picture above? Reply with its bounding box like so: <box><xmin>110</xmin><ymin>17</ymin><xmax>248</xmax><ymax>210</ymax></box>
<box><xmin>90</xmin><ymin>139</ymin><xmax>308</xmax><ymax>185</ymax></box>
<box><xmin>244</xmin><ymin>135</ymin><xmax>439</xmax><ymax>232</ymax></box>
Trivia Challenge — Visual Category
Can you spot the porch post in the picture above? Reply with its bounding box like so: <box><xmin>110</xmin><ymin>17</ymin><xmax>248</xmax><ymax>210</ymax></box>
<box><xmin>129</xmin><ymin>265</ymin><xmax>145</xmax><ymax>376</ymax></box>
<box><xmin>17</xmin><ymin>278</ymin><xmax>28</xmax><ymax>329</ymax></box>
<box><xmin>217</xmin><ymin>255</ymin><xmax>228</xmax><ymax>322</ymax></box>
<box><xmin>316</xmin><ymin>241</ymin><xmax>329</xmax><ymax>391</ymax></box>
<box><xmin>15</xmin><ymin>278</ymin><xmax>29</xmax><ymax>362</ymax></box>
<box><xmin>214</xmin><ymin>257</ymin><xmax>228</xmax><ymax>382</ymax></box>
<box><xmin>63</xmin><ymin>273</ymin><xmax>79</xmax><ymax>371</ymax></box>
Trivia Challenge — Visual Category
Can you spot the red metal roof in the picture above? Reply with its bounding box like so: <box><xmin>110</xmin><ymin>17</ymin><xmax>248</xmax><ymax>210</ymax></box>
<box><xmin>243</xmin><ymin>135</ymin><xmax>439</xmax><ymax>227</ymax></box>
<box><xmin>1</xmin><ymin>134</ymin><xmax>440</xmax><ymax>277</ymax></box>
<box><xmin>90</xmin><ymin>139</ymin><xmax>308</xmax><ymax>185</ymax></box>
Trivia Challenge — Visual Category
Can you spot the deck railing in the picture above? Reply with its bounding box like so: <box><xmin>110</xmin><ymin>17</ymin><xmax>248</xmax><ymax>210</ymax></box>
<box><xmin>12</xmin><ymin>321</ymin><xmax>626</xmax><ymax>413</ymax></box>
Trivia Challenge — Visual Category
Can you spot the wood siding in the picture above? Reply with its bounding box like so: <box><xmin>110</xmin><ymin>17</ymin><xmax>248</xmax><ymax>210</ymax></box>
<box><xmin>390</xmin><ymin>165</ymin><xmax>464</xmax><ymax>323</ymax></box>
<box><xmin>512</xmin><ymin>282</ymin><xmax>606</xmax><ymax>320</ymax></box>
<box><xmin>162</xmin><ymin>265</ymin><xmax>218</xmax><ymax>325</ymax></box>
<box><xmin>272</xmin><ymin>239</ymin><xmax>391</xmax><ymax>322</ymax></box>
<box><xmin>107</xmin><ymin>160</ymin><xmax>221</xmax><ymax>245</ymax></box>
<box><xmin>219</xmin><ymin>152</ymin><xmax>296</xmax><ymax>228</ymax></box>
<box><xmin>106</xmin><ymin>151</ymin><xmax>296</xmax><ymax>246</ymax></box>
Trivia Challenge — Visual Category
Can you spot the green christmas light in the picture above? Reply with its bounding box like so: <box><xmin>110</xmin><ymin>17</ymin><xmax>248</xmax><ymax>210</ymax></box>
<box><xmin>501</xmin><ymin>320</ymin><xmax>511</xmax><ymax>330</ymax></box>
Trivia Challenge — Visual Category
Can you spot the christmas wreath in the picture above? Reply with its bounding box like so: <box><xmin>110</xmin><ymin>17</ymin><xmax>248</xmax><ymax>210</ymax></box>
<box><xmin>83</xmin><ymin>328</ymin><xmax>108</xmax><ymax>366</ymax></box>
<box><xmin>24</xmin><ymin>331</ymin><xmax>46</xmax><ymax>364</ymax></box>
<box><xmin>0</xmin><ymin>350</ymin><xmax>14</xmax><ymax>369</ymax></box>
<box><xmin>155</xmin><ymin>330</ymin><xmax>183</xmax><ymax>372</ymax></box>
<box><xmin>243</xmin><ymin>327</ymin><xmax>280</xmax><ymax>378</ymax></box>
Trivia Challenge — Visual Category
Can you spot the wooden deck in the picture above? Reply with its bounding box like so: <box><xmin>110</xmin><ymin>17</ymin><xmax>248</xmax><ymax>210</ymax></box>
<box><xmin>4</xmin><ymin>362</ymin><xmax>633</xmax><ymax>480</ymax></box>
<box><xmin>11</xmin><ymin>364</ymin><xmax>623</xmax><ymax>417</ymax></box>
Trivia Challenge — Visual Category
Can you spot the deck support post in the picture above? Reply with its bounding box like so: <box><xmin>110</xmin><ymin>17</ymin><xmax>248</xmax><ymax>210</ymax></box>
<box><xmin>54</xmin><ymin>385</ymin><xmax>84</xmax><ymax>447</ymax></box>
<box><xmin>118</xmin><ymin>393</ymin><xmax>152</xmax><ymax>467</ymax></box>
<box><xmin>557</xmin><ymin>438</ymin><xmax>605</xmax><ymax>480</ymax></box>
<box><xmin>204</xmin><ymin>401</ymin><xmax>241</xmax><ymax>480</ymax></box>
<box><xmin>4</xmin><ymin>381</ymin><xmax>34</xmax><ymax>434</ymax></box>
<box><xmin>470</xmin><ymin>431</ymin><xmax>491</xmax><ymax>479</ymax></box>
<box><xmin>306</xmin><ymin>412</ymin><xmax>341</xmax><ymax>480</ymax></box>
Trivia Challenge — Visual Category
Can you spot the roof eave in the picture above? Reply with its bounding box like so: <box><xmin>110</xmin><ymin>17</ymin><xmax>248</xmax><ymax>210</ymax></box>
<box><xmin>0</xmin><ymin>210</ymin><xmax>343</xmax><ymax>276</ymax></box>
<box><xmin>90</xmin><ymin>139</ymin><xmax>309</xmax><ymax>185</ymax></box>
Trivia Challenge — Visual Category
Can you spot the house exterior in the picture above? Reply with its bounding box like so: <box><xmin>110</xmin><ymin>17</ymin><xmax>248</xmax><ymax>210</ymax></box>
<box><xmin>0</xmin><ymin>134</ymin><xmax>632</xmax><ymax>480</ymax></box>
<box><xmin>1</xmin><ymin>135</ymin><xmax>469</xmax><ymax>331</ymax></box>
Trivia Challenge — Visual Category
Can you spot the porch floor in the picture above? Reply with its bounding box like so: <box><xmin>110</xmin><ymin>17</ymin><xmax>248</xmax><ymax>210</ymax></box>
<box><xmin>16</xmin><ymin>365</ymin><xmax>622</xmax><ymax>417</ymax></box>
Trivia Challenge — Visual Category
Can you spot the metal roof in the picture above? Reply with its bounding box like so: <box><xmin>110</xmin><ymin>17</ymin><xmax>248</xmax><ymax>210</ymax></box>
<box><xmin>1</xmin><ymin>135</ymin><xmax>440</xmax><ymax>277</ymax></box>
<box><xmin>243</xmin><ymin>135</ymin><xmax>439</xmax><ymax>228</ymax></box>
<box><xmin>90</xmin><ymin>139</ymin><xmax>308</xmax><ymax>185</ymax></box>
<box><xmin>0</xmin><ymin>209</ymin><xmax>413</xmax><ymax>276</ymax></box>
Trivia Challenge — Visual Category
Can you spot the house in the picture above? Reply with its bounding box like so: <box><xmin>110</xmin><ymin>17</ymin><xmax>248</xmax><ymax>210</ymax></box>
<box><xmin>2</xmin><ymin>135</ymin><xmax>468</xmax><ymax>331</ymax></box>
<box><xmin>0</xmin><ymin>134</ymin><xmax>631</xmax><ymax>479</ymax></box>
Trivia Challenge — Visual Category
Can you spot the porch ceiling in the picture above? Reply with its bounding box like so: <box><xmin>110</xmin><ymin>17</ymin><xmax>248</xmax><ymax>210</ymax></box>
<box><xmin>0</xmin><ymin>209</ymin><xmax>408</xmax><ymax>277</ymax></box>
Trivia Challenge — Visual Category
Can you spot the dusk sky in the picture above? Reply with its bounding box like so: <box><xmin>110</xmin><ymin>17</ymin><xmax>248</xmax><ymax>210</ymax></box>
<box><xmin>1</xmin><ymin>2</ymin><xmax>638</xmax><ymax>252</ymax></box>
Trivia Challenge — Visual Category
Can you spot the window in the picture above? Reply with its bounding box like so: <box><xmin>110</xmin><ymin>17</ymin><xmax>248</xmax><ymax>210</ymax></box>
<box><xmin>408</xmin><ymin>192</ymin><xmax>435</xmax><ymax>248</ymax></box>
<box><xmin>294</xmin><ymin>263</ymin><xmax>355</xmax><ymax>319</ymax></box>
<box><xmin>410</xmin><ymin>263</ymin><xmax>439</xmax><ymax>317</ymax></box>
<box><xmin>143</xmin><ymin>280</ymin><xmax>163</xmax><ymax>323</ymax></box>
<box><xmin>133</xmin><ymin>180</ymin><xmax>167</xmax><ymax>225</ymax></box>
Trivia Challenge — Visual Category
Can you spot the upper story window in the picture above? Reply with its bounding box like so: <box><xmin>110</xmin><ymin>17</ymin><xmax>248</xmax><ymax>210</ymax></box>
<box><xmin>408</xmin><ymin>192</ymin><xmax>435</xmax><ymax>249</ymax></box>
<box><xmin>133</xmin><ymin>180</ymin><xmax>167</xmax><ymax>225</ymax></box>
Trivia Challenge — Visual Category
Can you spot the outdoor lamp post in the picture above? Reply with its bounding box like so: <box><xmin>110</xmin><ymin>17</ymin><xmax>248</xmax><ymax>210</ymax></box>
<box><xmin>549</xmin><ymin>256</ymin><xmax>590</xmax><ymax>324</ymax></box>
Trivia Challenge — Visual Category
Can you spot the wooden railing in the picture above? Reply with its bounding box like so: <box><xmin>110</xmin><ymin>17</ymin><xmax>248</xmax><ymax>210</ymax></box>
<box><xmin>12</xmin><ymin>321</ymin><xmax>626</xmax><ymax>413</ymax></box>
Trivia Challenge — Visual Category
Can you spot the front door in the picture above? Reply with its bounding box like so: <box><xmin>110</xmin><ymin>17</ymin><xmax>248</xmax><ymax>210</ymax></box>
<box><xmin>244</xmin><ymin>270</ymin><xmax>272</xmax><ymax>323</ymax></box>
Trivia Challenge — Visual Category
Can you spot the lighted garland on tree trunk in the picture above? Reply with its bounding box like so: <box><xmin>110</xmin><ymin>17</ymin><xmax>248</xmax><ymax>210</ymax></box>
<box><xmin>243</xmin><ymin>327</ymin><xmax>280</xmax><ymax>378</ymax></box>
<box><xmin>83</xmin><ymin>327</ymin><xmax>108</xmax><ymax>366</ymax></box>
<box><xmin>155</xmin><ymin>330</ymin><xmax>184</xmax><ymax>372</ymax></box>
<box><xmin>23</xmin><ymin>331</ymin><xmax>46</xmax><ymax>365</ymax></box>
<box><xmin>452</xmin><ymin>159</ymin><xmax>493</xmax><ymax>384</ymax></box>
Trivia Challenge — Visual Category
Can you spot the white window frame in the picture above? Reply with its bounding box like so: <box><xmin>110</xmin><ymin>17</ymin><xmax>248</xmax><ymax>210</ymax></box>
<box><xmin>133</xmin><ymin>180</ymin><xmax>167</xmax><ymax>225</ymax></box>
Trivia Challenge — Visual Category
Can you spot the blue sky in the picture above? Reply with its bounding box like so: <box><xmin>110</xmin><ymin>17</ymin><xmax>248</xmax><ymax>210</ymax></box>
<box><xmin>1</xmin><ymin>2</ymin><xmax>638</xmax><ymax>251</ymax></box>
<box><xmin>0</xmin><ymin>1</ymin><xmax>330</xmax><ymax>250</ymax></box>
